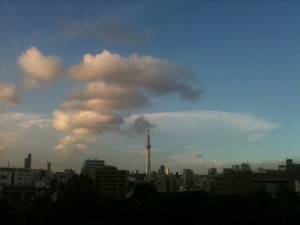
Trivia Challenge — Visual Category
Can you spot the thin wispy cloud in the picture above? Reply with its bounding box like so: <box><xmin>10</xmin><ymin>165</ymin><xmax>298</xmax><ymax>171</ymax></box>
<box><xmin>64</xmin><ymin>20</ymin><xmax>153</xmax><ymax>44</ymax></box>
<box><xmin>166</xmin><ymin>152</ymin><xmax>203</xmax><ymax>165</ymax></box>
<box><xmin>0</xmin><ymin>112</ymin><xmax>56</xmax><ymax>160</ymax></box>
<box><xmin>139</xmin><ymin>111</ymin><xmax>279</xmax><ymax>143</ymax></box>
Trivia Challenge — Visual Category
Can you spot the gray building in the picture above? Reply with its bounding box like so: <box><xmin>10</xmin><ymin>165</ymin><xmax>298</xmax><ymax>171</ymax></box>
<box><xmin>183</xmin><ymin>169</ymin><xmax>194</xmax><ymax>186</ymax></box>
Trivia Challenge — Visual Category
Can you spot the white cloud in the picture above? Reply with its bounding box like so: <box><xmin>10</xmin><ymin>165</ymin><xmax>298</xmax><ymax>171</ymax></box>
<box><xmin>66</xmin><ymin>50</ymin><xmax>200</xmax><ymax>100</ymax></box>
<box><xmin>54</xmin><ymin>134</ymin><xmax>97</xmax><ymax>157</ymax></box>
<box><xmin>136</xmin><ymin>111</ymin><xmax>279</xmax><ymax>143</ymax></box>
<box><xmin>18</xmin><ymin>47</ymin><xmax>64</xmax><ymax>89</ymax></box>
<box><xmin>165</xmin><ymin>152</ymin><xmax>203</xmax><ymax>166</ymax></box>
<box><xmin>53</xmin><ymin>50</ymin><xmax>201</xmax><ymax>135</ymax></box>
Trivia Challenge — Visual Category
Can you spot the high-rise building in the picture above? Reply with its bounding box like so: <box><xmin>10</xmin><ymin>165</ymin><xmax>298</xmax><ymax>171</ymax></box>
<box><xmin>145</xmin><ymin>127</ymin><xmax>151</xmax><ymax>178</ymax></box>
<box><xmin>46</xmin><ymin>162</ymin><xmax>51</xmax><ymax>179</ymax></box>
<box><xmin>24</xmin><ymin>153</ymin><xmax>31</xmax><ymax>169</ymax></box>
<box><xmin>158</xmin><ymin>165</ymin><xmax>166</xmax><ymax>176</ymax></box>
<box><xmin>81</xmin><ymin>159</ymin><xmax>105</xmax><ymax>175</ymax></box>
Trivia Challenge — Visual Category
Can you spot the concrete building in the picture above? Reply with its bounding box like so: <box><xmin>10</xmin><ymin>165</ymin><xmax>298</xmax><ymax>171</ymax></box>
<box><xmin>13</xmin><ymin>168</ymin><xmax>33</xmax><ymax>186</ymax></box>
<box><xmin>89</xmin><ymin>165</ymin><xmax>129</xmax><ymax>199</ymax></box>
<box><xmin>232</xmin><ymin>165</ymin><xmax>240</xmax><ymax>172</ymax></box>
<box><xmin>208</xmin><ymin>168</ymin><xmax>218</xmax><ymax>178</ymax></box>
<box><xmin>155</xmin><ymin>165</ymin><xmax>178</xmax><ymax>193</ymax></box>
<box><xmin>241</xmin><ymin>163</ymin><xmax>251</xmax><ymax>172</ymax></box>
<box><xmin>212</xmin><ymin>171</ymin><xmax>298</xmax><ymax>196</ymax></box>
<box><xmin>81</xmin><ymin>159</ymin><xmax>105</xmax><ymax>175</ymax></box>
<box><xmin>0</xmin><ymin>168</ymin><xmax>14</xmax><ymax>190</ymax></box>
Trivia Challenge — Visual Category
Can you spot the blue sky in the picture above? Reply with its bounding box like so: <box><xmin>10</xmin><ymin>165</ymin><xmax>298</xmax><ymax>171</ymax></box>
<box><xmin>0</xmin><ymin>0</ymin><xmax>299</xmax><ymax>174</ymax></box>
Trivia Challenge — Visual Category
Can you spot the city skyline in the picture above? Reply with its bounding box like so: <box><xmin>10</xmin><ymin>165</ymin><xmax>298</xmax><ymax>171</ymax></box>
<box><xmin>0</xmin><ymin>1</ymin><xmax>299</xmax><ymax>173</ymax></box>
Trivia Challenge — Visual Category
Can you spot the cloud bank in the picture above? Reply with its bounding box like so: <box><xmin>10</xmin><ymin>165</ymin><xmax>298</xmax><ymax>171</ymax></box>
<box><xmin>0</xmin><ymin>112</ymin><xmax>52</xmax><ymax>152</ymax></box>
<box><xmin>128</xmin><ymin>111</ymin><xmax>279</xmax><ymax>143</ymax></box>
<box><xmin>54</xmin><ymin>134</ymin><xmax>97</xmax><ymax>157</ymax></box>
<box><xmin>53</xmin><ymin>49</ymin><xmax>201</xmax><ymax>134</ymax></box>
<box><xmin>18</xmin><ymin>47</ymin><xmax>64</xmax><ymax>89</ymax></box>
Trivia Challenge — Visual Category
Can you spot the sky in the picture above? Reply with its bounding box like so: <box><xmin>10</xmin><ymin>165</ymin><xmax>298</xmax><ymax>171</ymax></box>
<box><xmin>0</xmin><ymin>0</ymin><xmax>299</xmax><ymax>174</ymax></box>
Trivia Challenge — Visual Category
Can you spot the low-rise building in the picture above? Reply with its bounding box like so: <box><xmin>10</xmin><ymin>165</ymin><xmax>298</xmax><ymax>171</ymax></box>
<box><xmin>212</xmin><ymin>171</ymin><xmax>297</xmax><ymax>197</ymax></box>
<box><xmin>2</xmin><ymin>185</ymin><xmax>36</xmax><ymax>208</ymax></box>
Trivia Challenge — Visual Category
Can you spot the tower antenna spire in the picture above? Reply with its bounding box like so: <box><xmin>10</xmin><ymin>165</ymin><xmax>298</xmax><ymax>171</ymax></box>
<box><xmin>146</xmin><ymin>125</ymin><xmax>151</xmax><ymax>180</ymax></box>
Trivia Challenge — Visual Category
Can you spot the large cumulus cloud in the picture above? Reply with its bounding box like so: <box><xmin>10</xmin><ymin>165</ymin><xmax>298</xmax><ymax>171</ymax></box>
<box><xmin>18</xmin><ymin>47</ymin><xmax>64</xmax><ymax>89</ymax></box>
<box><xmin>67</xmin><ymin>50</ymin><xmax>200</xmax><ymax>100</ymax></box>
<box><xmin>53</xmin><ymin>50</ymin><xmax>201</xmax><ymax>134</ymax></box>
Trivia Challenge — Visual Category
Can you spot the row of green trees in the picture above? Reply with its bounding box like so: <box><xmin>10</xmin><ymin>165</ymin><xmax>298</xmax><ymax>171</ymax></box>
<box><xmin>1</xmin><ymin>174</ymin><xmax>299</xmax><ymax>225</ymax></box>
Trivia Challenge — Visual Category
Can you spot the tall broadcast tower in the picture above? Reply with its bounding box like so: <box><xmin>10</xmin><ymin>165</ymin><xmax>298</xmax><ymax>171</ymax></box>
<box><xmin>146</xmin><ymin>127</ymin><xmax>151</xmax><ymax>178</ymax></box>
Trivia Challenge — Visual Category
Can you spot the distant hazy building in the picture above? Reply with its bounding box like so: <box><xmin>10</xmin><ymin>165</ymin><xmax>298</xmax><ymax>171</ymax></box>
<box><xmin>165</xmin><ymin>167</ymin><xmax>170</xmax><ymax>175</ymax></box>
<box><xmin>31</xmin><ymin>169</ymin><xmax>46</xmax><ymax>180</ymax></box>
<box><xmin>158</xmin><ymin>165</ymin><xmax>166</xmax><ymax>176</ymax></box>
<box><xmin>286</xmin><ymin>159</ymin><xmax>300</xmax><ymax>175</ymax></box>
<box><xmin>232</xmin><ymin>165</ymin><xmax>240</xmax><ymax>172</ymax></box>
<box><xmin>183</xmin><ymin>169</ymin><xmax>194</xmax><ymax>186</ymax></box>
<box><xmin>255</xmin><ymin>167</ymin><xmax>265</xmax><ymax>173</ymax></box>
<box><xmin>81</xmin><ymin>159</ymin><xmax>105</xmax><ymax>175</ymax></box>
<box><xmin>156</xmin><ymin>165</ymin><xmax>178</xmax><ymax>193</ymax></box>
<box><xmin>64</xmin><ymin>169</ymin><xmax>76</xmax><ymax>179</ymax></box>
<box><xmin>241</xmin><ymin>163</ymin><xmax>251</xmax><ymax>172</ymax></box>
<box><xmin>46</xmin><ymin>162</ymin><xmax>51</xmax><ymax>179</ymax></box>
<box><xmin>223</xmin><ymin>168</ymin><xmax>234</xmax><ymax>173</ymax></box>
<box><xmin>208</xmin><ymin>168</ymin><xmax>218</xmax><ymax>178</ymax></box>
<box><xmin>24</xmin><ymin>153</ymin><xmax>31</xmax><ymax>169</ymax></box>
